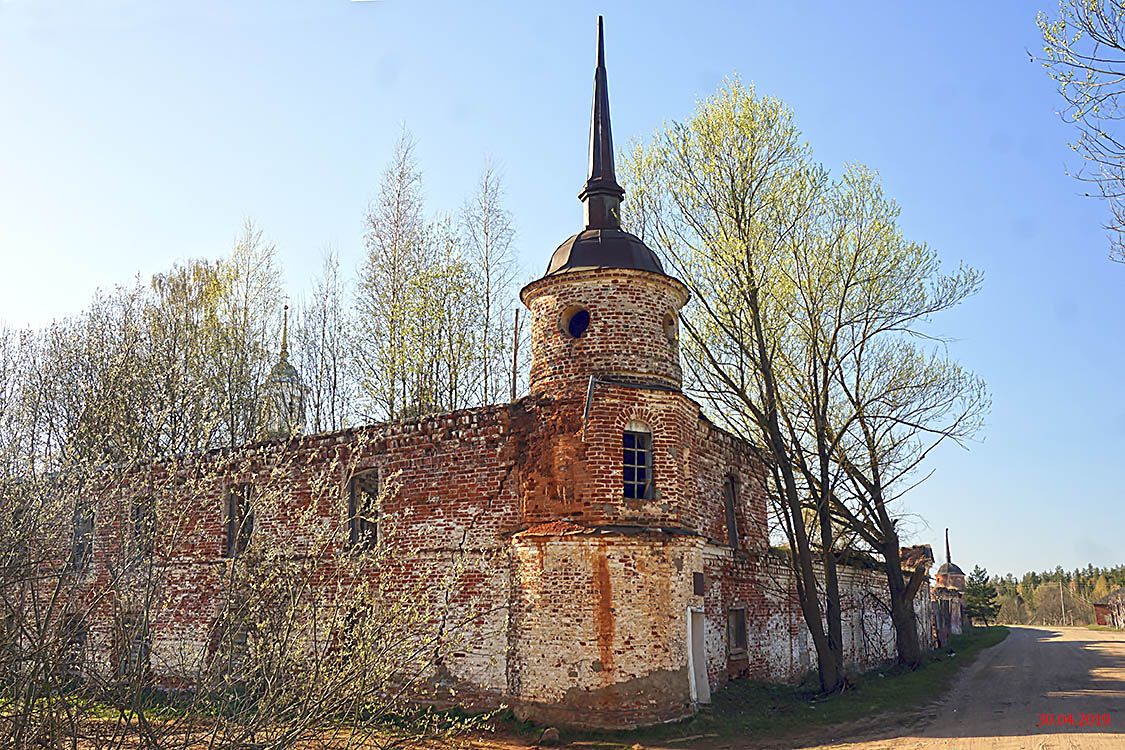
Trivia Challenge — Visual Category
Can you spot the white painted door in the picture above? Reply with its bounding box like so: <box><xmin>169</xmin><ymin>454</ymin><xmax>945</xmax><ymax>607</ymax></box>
<box><xmin>688</xmin><ymin>609</ymin><xmax>711</xmax><ymax>704</ymax></box>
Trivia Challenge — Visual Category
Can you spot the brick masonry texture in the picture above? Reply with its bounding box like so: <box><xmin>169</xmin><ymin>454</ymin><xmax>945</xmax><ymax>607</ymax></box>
<box><xmin>521</xmin><ymin>268</ymin><xmax>690</xmax><ymax>394</ymax></box>
<box><xmin>71</xmin><ymin>264</ymin><xmax>938</xmax><ymax>730</ymax></box>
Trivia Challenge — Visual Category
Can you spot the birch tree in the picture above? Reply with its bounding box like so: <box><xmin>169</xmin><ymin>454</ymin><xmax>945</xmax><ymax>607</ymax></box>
<box><xmin>357</xmin><ymin>131</ymin><xmax>427</xmax><ymax>421</ymax></box>
<box><xmin>461</xmin><ymin>162</ymin><xmax>518</xmax><ymax>404</ymax></box>
<box><xmin>215</xmin><ymin>220</ymin><xmax>283</xmax><ymax>445</ymax></box>
<box><xmin>292</xmin><ymin>249</ymin><xmax>358</xmax><ymax>432</ymax></box>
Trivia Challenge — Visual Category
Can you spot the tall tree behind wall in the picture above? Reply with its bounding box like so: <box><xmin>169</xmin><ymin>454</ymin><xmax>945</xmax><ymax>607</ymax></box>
<box><xmin>146</xmin><ymin>259</ymin><xmax>230</xmax><ymax>454</ymax></box>
<box><xmin>292</xmin><ymin>250</ymin><xmax>359</xmax><ymax>432</ymax></box>
<box><xmin>461</xmin><ymin>162</ymin><xmax>519</xmax><ymax>404</ymax></box>
<box><xmin>357</xmin><ymin>136</ymin><xmax>526</xmax><ymax>419</ymax></box>
<box><xmin>356</xmin><ymin>131</ymin><xmax>428</xmax><ymax>421</ymax></box>
<box><xmin>0</xmin><ymin>228</ymin><xmax>282</xmax><ymax>468</ymax></box>
<box><xmin>420</xmin><ymin>214</ymin><xmax>478</xmax><ymax>413</ymax></box>
<box><xmin>215</xmin><ymin>220</ymin><xmax>283</xmax><ymax>445</ymax></box>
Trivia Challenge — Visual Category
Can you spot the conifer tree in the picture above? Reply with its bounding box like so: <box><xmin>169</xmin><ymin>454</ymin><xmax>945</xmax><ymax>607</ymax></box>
<box><xmin>964</xmin><ymin>565</ymin><xmax>1000</xmax><ymax>627</ymax></box>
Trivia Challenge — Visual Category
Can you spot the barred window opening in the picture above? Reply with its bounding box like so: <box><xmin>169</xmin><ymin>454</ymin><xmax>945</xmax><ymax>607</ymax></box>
<box><xmin>115</xmin><ymin>610</ymin><xmax>150</xmax><ymax>679</ymax></box>
<box><xmin>623</xmin><ymin>426</ymin><xmax>653</xmax><ymax>500</ymax></box>
<box><xmin>131</xmin><ymin>497</ymin><xmax>156</xmax><ymax>559</ymax></box>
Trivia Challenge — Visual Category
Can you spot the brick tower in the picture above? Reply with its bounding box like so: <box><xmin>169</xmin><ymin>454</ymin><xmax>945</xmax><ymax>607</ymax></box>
<box><xmin>506</xmin><ymin>18</ymin><xmax>746</xmax><ymax>728</ymax></box>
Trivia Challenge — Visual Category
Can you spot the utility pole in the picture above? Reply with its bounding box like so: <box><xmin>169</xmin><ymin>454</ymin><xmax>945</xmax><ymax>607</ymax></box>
<box><xmin>510</xmin><ymin>308</ymin><xmax>520</xmax><ymax>402</ymax></box>
<box><xmin>1060</xmin><ymin>579</ymin><xmax>1067</xmax><ymax>626</ymax></box>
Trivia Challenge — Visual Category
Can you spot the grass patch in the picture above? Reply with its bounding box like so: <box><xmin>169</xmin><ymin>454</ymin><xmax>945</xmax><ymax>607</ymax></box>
<box><xmin>1086</xmin><ymin>624</ymin><xmax>1117</xmax><ymax>632</ymax></box>
<box><xmin>558</xmin><ymin>626</ymin><xmax>1009</xmax><ymax>746</ymax></box>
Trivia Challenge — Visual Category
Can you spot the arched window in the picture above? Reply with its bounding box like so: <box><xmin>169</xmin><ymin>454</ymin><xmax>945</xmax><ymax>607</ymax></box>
<box><xmin>623</xmin><ymin>421</ymin><xmax>653</xmax><ymax>499</ymax></box>
<box><xmin>348</xmin><ymin>471</ymin><xmax>380</xmax><ymax>551</ymax></box>
<box><xmin>662</xmin><ymin>312</ymin><xmax>678</xmax><ymax>343</ymax></box>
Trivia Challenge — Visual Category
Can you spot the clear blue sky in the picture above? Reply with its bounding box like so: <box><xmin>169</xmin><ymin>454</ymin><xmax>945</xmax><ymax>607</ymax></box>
<box><xmin>1</xmin><ymin>1</ymin><xmax>1122</xmax><ymax>577</ymax></box>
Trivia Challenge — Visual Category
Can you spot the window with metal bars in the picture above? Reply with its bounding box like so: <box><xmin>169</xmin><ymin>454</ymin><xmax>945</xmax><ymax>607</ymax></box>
<box><xmin>114</xmin><ymin>609</ymin><xmax>150</xmax><ymax>679</ymax></box>
<box><xmin>131</xmin><ymin>497</ymin><xmax>156</xmax><ymax>559</ymax></box>
<box><xmin>623</xmin><ymin>428</ymin><xmax>653</xmax><ymax>499</ymax></box>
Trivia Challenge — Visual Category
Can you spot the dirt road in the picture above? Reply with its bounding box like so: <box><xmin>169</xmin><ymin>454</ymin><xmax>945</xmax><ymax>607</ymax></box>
<box><xmin>793</xmin><ymin>625</ymin><xmax>1125</xmax><ymax>750</ymax></box>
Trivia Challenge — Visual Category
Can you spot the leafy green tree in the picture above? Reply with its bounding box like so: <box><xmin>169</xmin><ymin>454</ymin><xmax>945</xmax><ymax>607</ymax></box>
<box><xmin>964</xmin><ymin>565</ymin><xmax>1000</xmax><ymax>627</ymax></box>
<box><xmin>623</xmin><ymin>78</ymin><xmax>985</xmax><ymax>676</ymax></box>
<box><xmin>622</xmin><ymin>79</ymin><xmax>849</xmax><ymax>690</ymax></box>
<box><xmin>1038</xmin><ymin>1</ymin><xmax>1125</xmax><ymax>261</ymax></box>
<box><xmin>1093</xmin><ymin>573</ymin><xmax>1112</xmax><ymax>601</ymax></box>
<box><xmin>460</xmin><ymin>161</ymin><xmax>521</xmax><ymax>404</ymax></box>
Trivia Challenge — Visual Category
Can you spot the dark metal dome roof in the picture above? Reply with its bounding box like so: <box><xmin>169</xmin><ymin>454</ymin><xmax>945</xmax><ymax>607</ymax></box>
<box><xmin>546</xmin><ymin>228</ymin><xmax>666</xmax><ymax>276</ymax></box>
<box><xmin>936</xmin><ymin>562</ymin><xmax>964</xmax><ymax>576</ymax></box>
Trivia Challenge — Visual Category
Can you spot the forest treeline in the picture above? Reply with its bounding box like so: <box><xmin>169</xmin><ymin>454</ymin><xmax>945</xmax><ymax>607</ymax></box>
<box><xmin>988</xmin><ymin>564</ymin><xmax>1125</xmax><ymax>626</ymax></box>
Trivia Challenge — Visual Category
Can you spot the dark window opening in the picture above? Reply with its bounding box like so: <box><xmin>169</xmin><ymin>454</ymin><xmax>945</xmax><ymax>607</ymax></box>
<box><xmin>131</xmin><ymin>497</ymin><xmax>156</xmax><ymax>559</ymax></box>
<box><xmin>623</xmin><ymin>428</ymin><xmax>653</xmax><ymax>499</ymax></box>
<box><xmin>225</xmin><ymin>484</ymin><xmax>254</xmax><ymax>558</ymax></box>
<box><xmin>223</xmin><ymin>625</ymin><xmax>250</xmax><ymax>681</ymax></box>
<box><xmin>728</xmin><ymin>607</ymin><xmax>747</xmax><ymax>655</ymax></box>
<box><xmin>566</xmin><ymin>308</ymin><xmax>590</xmax><ymax>338</ymax></box>
<box><xmin>114</xmin><ymin>610</ymin><xmax>150</xmax><ymax>679</ymax></box>
<box><xmin>70</xmin><ymin>503</ymin><xmax>94</xmax><ymax>571</ymax></box>
<box><xmin>693</xmin><ymin>572</ymin><xmax>705</xmax><ymax>596</ymax></box>
<box><xmin>348</xmin><ymin>471</ymin><xmax>380</xmax><ymax>551</ymax></box>
<box><xmin>59</xmin><ymin>614</ymin><xmax>87</xmax><ymax>683</ymax></box>
<box><xmin>723</xmin><ymin>476</ymin><xmax>739</xmax><ymax>548</ymax></box>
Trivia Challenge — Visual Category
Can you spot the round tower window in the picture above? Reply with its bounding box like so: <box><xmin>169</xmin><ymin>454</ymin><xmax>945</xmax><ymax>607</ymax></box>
<box><xmin>562</xmin><ymin>307</ymin><xmax>590</xmax><ymax>339</ymax></box>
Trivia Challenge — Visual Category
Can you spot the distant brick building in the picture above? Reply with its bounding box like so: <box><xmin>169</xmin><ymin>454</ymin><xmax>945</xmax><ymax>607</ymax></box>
<box><xmin>1094</xmin><ymin>589</ymin><xmax>1125</xmax><ymax>628</ymax></box>
<box><xmin>71</xmin><ymin>17</ymin><xmax>936</xmax><ymax>730</ymax></box>
<box><xmin>932</xmin><ymin>529</ymin><xmax>965</xmax><ymax>644</ymax></box>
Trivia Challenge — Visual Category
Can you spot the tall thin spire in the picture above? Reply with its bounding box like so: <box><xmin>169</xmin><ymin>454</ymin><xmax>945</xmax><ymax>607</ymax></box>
<box><xmin>579</xmin><ymin>15</ymin><xmax>625</xmax><ymax>230</ymax></box>
<box><xmin>945</xmin><ymin>528</ymin><xmax>952</xmax><ymax>565</ymax></box>
<box><xmin>280</xmin><ymin>304</ymin><xmax>290</xmax><ymax>361</ymax></box>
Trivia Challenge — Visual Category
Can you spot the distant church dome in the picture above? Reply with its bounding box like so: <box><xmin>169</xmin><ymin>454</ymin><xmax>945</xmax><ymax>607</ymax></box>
<box><xmin>934</xmin><ymin>528</ymin><xmax>966</xmax><ymax>591</ymax></box>
<box><xmin>267</xmin><ymin>356</ymin><xmax>301</xmax><ymax>385</ymax></box>
<box><xmin>936</xmin><ymin>561</ymin><xmax>964</xmax><ymax>576</ymax></box>
<box><xmin>259</xmin><ymin>304</ymin><xmax>307</xmax><ymax>440</ymax></box>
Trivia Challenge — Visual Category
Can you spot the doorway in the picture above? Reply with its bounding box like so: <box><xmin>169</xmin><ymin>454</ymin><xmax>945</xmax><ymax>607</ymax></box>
<box><xmin>688</xmin><ymin>608</ymin><xmax>711</xmax><ymax>704</ymax></box>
